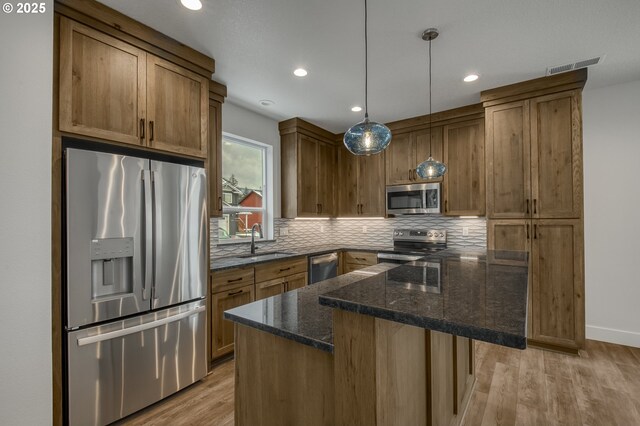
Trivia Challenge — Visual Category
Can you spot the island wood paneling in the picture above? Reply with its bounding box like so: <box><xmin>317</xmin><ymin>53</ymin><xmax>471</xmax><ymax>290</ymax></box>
<box><xmin>234</xmin><ymin>324</ymin><xmax>335</xmax><ymax>426</ymax></box>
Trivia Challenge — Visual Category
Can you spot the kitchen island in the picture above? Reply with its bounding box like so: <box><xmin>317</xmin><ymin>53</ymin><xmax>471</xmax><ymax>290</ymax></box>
<box><xmin>225</xmin><ymin>249</ymin><xmax>528</xmax><ymax>426</ymax></box>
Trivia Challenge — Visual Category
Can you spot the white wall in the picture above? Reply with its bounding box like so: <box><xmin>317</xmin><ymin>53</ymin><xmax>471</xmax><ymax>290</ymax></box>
<box><xmin>0</xmin><ymin>3</ymin><xmax>53</xmax><ymax>425</ymax></box>
<box><xmin>583</xmin><ymin>79</ymin><xmax>640</xmax><ymax>348</ymax></box>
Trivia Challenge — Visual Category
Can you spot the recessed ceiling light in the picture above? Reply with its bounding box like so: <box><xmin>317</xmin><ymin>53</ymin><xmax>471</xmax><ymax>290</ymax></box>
<box><xmin>180</xmin><ymin>0</ymin><xmax>202</xmax><ymax>10</ymax></box>
<box><xmin>351</xmin><ymin>106</ymin><xmax>362</xmax><ymax>112</ymax></box>
<box><xmin>463</xmin><ymin>74</ymin><xmax>479</xmax><ymax>82</ymax></box>
<box><xmin>259</xmin><ymin>99</ymin><xmax>275</xmax><ymax>106</ymax></box>
<box><xmin>293</xmin><ymin>68</ymin><xmax>308</xmax><ymax>77</ymax></box>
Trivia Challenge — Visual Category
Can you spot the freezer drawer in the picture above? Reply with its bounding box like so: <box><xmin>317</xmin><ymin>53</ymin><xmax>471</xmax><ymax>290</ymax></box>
<box><xmin>67</xmin><ymin>300</ymin><xmax>207</xmax><ymax>426</ymax></box>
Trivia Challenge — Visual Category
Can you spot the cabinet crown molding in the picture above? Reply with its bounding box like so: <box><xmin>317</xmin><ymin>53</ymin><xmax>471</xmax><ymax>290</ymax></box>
<box><xmin>278</xmin><ymin>117</ymin><xmax>338</xmax><ymax>144</ymax></box>
<box><xmin>209</xmin><ymin>80</ymin><xmax>228</xmax><ymax>103</ymax></box>
<box><xmin>480</xmin><ymin>69</ymin><xmax>587</xmax><ymax>106</ymax></box>
<box><xmin>55</xmin><ymin>0</ymin><xmax>215</xmax><ymax>78</ymax></box>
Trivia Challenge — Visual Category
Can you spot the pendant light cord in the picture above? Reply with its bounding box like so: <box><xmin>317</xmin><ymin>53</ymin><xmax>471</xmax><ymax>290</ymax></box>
<box><xmin>364</xmin><ymin>0</ymin><xmax>369</xmax><ymax>119</ymax></box>
<box><xmin>428</xmin><ymin>37</ymin><xmax>432</xmax><ymax>157</ymax></box>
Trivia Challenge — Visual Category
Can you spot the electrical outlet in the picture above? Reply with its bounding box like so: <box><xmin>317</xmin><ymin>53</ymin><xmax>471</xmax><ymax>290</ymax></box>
<box><xmin>280</xmin><ymin>227</ymin><xmax>289</xmax><ymax>236</ymax></box>
<box><xmin>462</xmin><ymin>227</ymin><xmax>469</xmax><ymax>236</ymax></box>
<box><xmin>362</xmin><ymin>226</ymin><xmax>368</xmax><ymax>233</ymax></box>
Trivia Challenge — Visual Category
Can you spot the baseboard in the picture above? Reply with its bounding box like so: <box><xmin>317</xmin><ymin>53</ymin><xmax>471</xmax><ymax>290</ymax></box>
<box><xmin>586</xmin><ymin>325</ymin><xmax>640</xmax><ymax>348</ymax></box>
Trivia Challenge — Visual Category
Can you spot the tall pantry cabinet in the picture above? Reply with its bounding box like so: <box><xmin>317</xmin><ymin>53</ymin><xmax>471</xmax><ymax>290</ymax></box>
<box><xmin>483</xmin><ymin>69</ymin><xmax>586</xmax><ymax>353</ymax></box>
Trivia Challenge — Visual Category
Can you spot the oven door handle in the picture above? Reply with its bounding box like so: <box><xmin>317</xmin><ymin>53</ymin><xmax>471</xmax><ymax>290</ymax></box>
<box><xmin>377</xmin><ymin>253</ymin><xmax>423</xmax><ymax>261</ymax></box>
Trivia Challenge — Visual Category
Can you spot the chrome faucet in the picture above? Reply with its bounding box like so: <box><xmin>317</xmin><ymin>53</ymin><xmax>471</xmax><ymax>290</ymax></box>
<box><xmin>250</xmin><ymin>223</ymin><xmax>263</xmax><ymax>254</ymax></box>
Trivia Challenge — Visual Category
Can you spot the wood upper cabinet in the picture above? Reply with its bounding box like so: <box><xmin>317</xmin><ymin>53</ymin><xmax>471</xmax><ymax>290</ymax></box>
<box><xmin>385</xmin><ymin>132</ymin><xmax>413</xmax><ymax>184</ymax></box>
<box><xmin>281</xmin><ymin>123</ymin><xmax>336</xmax><ymax>218</ymax></box>
<box><xmin>338</xmin><ymin>145</ymin><xmax>385</xmax><ymax>217</ymax></box>
<box><xmin>146</xmin><ymin>55</ymin><xmax>208</xmax><ymax>157</ymax></box>
<box><xmin>530</xmin><ymin>91</ymin><xmax>583</xmax><ymax>218</ymax></box>
<box><xmin>317</xmin><ymin>139</ymin><xmax>336</xmax><ymax>216</ymax></box>
<box><xmin>443</xmin><ymin>119</ymin><xmax>485</xmax><ymax>216</ymax></box>
<box><xmin>486</xmin><ymin>90</ymin><xmax>582</xmax><ymax>219</ymax></box>
<box><xmin>531</xmin><ymin>219</ymin><xmax>584</xmax><ymax>350</ymax></box>
<box><xmin>208</xmin><ymin>80</ymin><xmax>226</xmax><ymax>218</ymax></box>
<box><xmin>59</xmin><ymin>17</ymin><xmax>208</xmax><ymax>158</ymax></box>
<box><xmin>485</xmin><ymin>101</ymin><xmax>531</xmax><ymax>218</ymax></box>
<box><xmin>385</xmin><ymin>128</ymin><xmax>443</xmax><ymax>185</ymax></box>
<box><xmin>59</xmin><ymin>17</ymin><xmax>146</xmax><ymax>145</ymax></box>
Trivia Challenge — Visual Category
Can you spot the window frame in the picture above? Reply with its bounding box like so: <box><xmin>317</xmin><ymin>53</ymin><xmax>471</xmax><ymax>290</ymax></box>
<box><xmin>218</xmin><ymin>132</ymin><xmax>273</xmax><ymax>244</ymax></box>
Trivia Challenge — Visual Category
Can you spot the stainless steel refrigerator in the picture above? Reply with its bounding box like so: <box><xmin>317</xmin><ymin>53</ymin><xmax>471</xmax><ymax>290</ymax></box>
<box><xmin>64</xmin><ymin>146</ymin><xmax>208</xmax><ymax>425</ymax></box>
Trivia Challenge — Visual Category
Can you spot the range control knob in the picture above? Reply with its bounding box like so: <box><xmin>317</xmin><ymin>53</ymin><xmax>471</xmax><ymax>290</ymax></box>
<box><xmin>399</xmin><ymin>232</ymin><xmax>404</xmax><ymax>236</ymax></box>
<box><xmin>427</xmin><ymin>232</ymin><xmax>433</xmax><ymax>237</ymax></box>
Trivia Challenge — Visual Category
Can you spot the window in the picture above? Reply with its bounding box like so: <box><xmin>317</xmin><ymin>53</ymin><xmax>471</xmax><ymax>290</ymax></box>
<box><xmin>219</xmin><ymin>133</ymin><xmax>272</xmax><ymax>242</ymax></box>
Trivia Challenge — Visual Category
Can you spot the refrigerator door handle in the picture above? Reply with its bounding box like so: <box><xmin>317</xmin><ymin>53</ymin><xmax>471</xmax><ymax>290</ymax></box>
<box><xmin>76</xmin><ymin>305</ymin><xmax>206</xmax><ymax>347</ymax></box>
<box><xmin>142</xmin><ymin>169</ymin><xmax>153</xmax><ymax>300</ymax></box>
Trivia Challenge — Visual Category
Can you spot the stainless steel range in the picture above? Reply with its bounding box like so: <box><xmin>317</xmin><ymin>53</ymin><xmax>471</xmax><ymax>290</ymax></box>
<box><xmin>377</xmin><ymin>228</ymin><xmax>447</xmax><ymax>264</ymax></box>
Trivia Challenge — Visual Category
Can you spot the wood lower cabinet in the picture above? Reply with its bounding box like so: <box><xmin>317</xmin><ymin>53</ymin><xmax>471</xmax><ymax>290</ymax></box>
<box><xmin>211</xmin><ymin>266</ymin><xmax>255</xmax><ymax>359</ymax></box>
<box><xmin>212</xmin><ymin>284</ymin><xmax>255</xmax><ymax>359</ymax></box>
<box><xmin>280</xmin><ymin>119</ymin><xmax>337</xmax><ymax>218</ymax></box>
<box><xmin>443</xmin><ymin>119</ymin><xmax>485</xmax><ymax>216</ymax></box>
<box><xmin>531</xmin><ymin>219</ymin><xmax>584</xmax><ymax>350</ymax></box>
<box><xmin>337</xmin><ymin>145</ymin><xmax>385</xmax><ymax>217</ymax></box>
<box><xmin>255</xmin><ymin>258</ymin><xmax>308</xmax><ymax>300</ymax></box>
<box><xmin>487</xmin><ymin>218</ymin><xmax>584</xmax><ymax>351</ymax></box>
<box><xmin>58</xmin><ymin>16</ymin><xmax>209</xmax><ymax>158</ymax></box>
<box><xmin>342</xmin><ymin>251</ymin><xmax>377</xmax><ymax>274</ymax></box>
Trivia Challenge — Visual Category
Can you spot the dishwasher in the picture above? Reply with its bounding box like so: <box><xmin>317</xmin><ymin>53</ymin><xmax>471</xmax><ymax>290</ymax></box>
<box><xmin>309</xmin><ymin>252</ymin><xmax>339</xmax><ymax>284</ymax></box>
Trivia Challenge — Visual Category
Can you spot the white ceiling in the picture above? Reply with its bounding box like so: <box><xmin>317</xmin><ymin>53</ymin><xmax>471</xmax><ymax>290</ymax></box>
<box><xmin>99</xmin><ymin>0</ymin><xmax>640</xmax><ymax>133</ymax></box>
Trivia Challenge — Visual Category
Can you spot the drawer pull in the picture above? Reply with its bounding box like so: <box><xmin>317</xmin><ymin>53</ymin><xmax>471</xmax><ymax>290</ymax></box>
<box><xmin>140</xmin><ymin>118</ymin><xmax>145</xmax><ymax>139</ymax></box>
<box><xmin>227</xmin><ymin>289</ymin><xmax>244</xmax><ymax>296</ymax></box>
<box><xmin>227</xmin><ymin>277</ymin><xmax>243</xmax><ymax>283</ymax></box>
<box><xmin>279</xmin><ymin>267</ymin><xmax>292</xmax><ymax>272</ymax></box>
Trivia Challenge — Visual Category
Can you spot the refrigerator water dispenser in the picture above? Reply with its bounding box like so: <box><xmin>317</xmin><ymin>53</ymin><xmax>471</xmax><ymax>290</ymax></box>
<box><xmin>90</xmin><ymin>238</ymin><xmax>134</xmax><ymax>300</ymax></box>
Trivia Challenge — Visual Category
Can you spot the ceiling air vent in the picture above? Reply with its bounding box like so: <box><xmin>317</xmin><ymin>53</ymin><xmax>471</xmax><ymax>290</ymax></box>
<box><xmin>546</xmin><ymin>55</ymin><xmax>604</xmax><ymax>76</ymax></box>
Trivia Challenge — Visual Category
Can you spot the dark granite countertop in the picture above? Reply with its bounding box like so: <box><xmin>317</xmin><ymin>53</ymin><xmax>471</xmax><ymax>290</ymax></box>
<box><xmin>319</xmin><ymin>249</ymin><xmax>529</xmax><ymax>349</ymax></box>
<box><xmin>211</xmin><ymin>244</ymin><xmax>395</xmax><ymax>271</ymax></box>
<box><xmin>224</xmin><ymin>249</ymin><xmax>529</xmax><ymax>351</ymax></box>
<box><xmin>223</xmin><ymin>263</ymin><xmax>399</xmax><ymax>352</ymax></box>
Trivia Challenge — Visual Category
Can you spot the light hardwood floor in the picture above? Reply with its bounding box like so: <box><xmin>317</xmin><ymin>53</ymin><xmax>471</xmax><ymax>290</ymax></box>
<box><xmin>117</xmin><ymin>340</ymin><xmax>640</xmax><ymax>426</ymax></box>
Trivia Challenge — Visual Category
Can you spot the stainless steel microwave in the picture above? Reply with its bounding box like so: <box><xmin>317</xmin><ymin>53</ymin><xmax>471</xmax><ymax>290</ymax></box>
<box><xmin>386</xmin><ymin>183</ymin><xmax>441</xmax><ymax>215</ymax></box>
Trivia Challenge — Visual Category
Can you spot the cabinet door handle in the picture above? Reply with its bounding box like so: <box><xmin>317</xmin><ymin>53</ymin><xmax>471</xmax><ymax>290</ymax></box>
<box><xmin>444</xmin><ymin>200</ymin><xmax>448</xmax><ymax>213</ymax></box>
<box><xmin>533</xmin><ymin>199</ymin><xmax>537</xmax><ymax>214</ymax></box>
<box><xmin>409</xmin><ymin>169</ymin><xmax>413</xmax><ymax>181</ymax></box>
<box><xmin>140</xmin><ymin>118</ymin><xmax>145</xmax><ymax>140</ymax></box>
<box><xmin>218</xmin><ymin>196</ymin><xmax>222</xmax><ymax>211</ymax></box>
<box><xmin>526</xmin><ymin>224</ymin><xmax>530</xmax><ymax>240</ymax></box>
<box><xmin>320</xmin><ymin>203</ymin><xmax>323</xmax><ymax>214</ymax></box>
<box><xmin>279</xmin><ymin>267</ymin><xmax>292</xmax><ymax>272</ymax></box>
<box><xmin>149</xmin><ymin>121</ymin><xmax>155</xmax><ymax>142</ymax></box>
<box><xmin>534</xmin><ymin>224</ymin><xmax>538</xmax><ymax>239</ymax></box>
<box><xmin>316</xmin><ymin>203</ymin><xmax>320</xmax><ymax>214</ymax></box>
<box><xmin>227</xmin><ymin>289</ymin><xmax>243</xmax><ymax>296</ymax></box>
<box><xmin>526</xmin><ymin>199</ymin><xmax>530</xmax><ymax>215</ymax></box>
<box><xmin>358</xmin><ymin>204</ymin><xmax>362</xmax><ymax>214</ymax></box>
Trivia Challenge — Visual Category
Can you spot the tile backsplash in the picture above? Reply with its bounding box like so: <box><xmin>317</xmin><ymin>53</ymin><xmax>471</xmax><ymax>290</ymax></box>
<box><xmin>210</xmin><ymin>216</ymin><xmax>486</xmax><ymax>259</ymax></box>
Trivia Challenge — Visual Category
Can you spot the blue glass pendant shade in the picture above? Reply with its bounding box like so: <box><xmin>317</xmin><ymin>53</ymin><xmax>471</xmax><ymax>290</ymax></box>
<box><xmin>343</xmin><ymin>116</ymin><xmax>392</xmax><ymax>156</ymax></box>
<box><xmin>416</xmin><ymin>156</ymin><xmax>447</xmax><ymax>178</ymax></box>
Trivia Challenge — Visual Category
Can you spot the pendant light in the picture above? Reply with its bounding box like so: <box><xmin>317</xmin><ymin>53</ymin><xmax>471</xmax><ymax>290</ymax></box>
<box><xmin>416</xmin><ymin>28</ymin><xmax>447</xmax><ymax>178</ymax></box>
<box><xmin>343</xmin><ymin>0</ymin><xmax>392</xmax><ymax>156</ymax></box>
